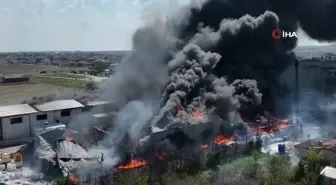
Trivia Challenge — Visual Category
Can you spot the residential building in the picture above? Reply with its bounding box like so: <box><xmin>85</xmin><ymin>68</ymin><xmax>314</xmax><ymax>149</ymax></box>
<box><xmin>294</xmin><ymin>139</ymin><xmax>336</xmax><ymax>161</ymax></box>
<box><xmin>0</xmin><ymin>104</ymin><xmax>38</xmax><ymax>140</ymax></box>
<box><xmin>32</xmin><ymin>100</ymin><xmax>84</xmax><ymax>125</ymax></box>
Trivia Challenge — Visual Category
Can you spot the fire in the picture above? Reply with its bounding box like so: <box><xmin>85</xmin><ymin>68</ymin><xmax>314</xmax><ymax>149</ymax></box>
<box><xmin>154</xmin><ymin>151</ymin><xmax>168</xmax><ymax>160</ymax></box>
<box><xmin>281</xmin><ymin>119</ymin><xmax>289</xmax><ymax>123</ymax></box>
<box><xmin>115</xmin><ymin>159</ymin><xmax>147</xmax><ymax>169</ymax></box>
<box><xmin>200</xmin><ymin>144</ymin><xmax>208</xmax><ymax>149</ymax></box>
<box><xmin>193</xmin><ymin>110</ymin><xmax>201</xmax><ymax>117</ymax></box>
<box><xmin>214</xmin><ymin>135</ymin><xmax>233</xmax><ymax>145</ymax></box>
<box><xmin>65</xmin><ymin>133</ymin><xmax>72</xmax><ymax>141</ymax></box>
<box><xmin>176</xmin><ymin>104</ymin><xmax>183</xmax><ymax>112</ymax></box>
<box><xmin>69</xmin><ymin>174</ymin><xmax>79</xmax><ymax>184</ymax></box>
<box><xmin>277</xmin><ymin>124</ymin><xmax>288</xmax><ymax>129</ymax></box>
<box><xmin>249</xmin><ymin>124</ymin><xmax>288</xmax><ymax>135</ymax></box>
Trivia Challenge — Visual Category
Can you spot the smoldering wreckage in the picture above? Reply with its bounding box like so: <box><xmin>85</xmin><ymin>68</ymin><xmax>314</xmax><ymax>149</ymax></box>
<box><xmin>14</xmin><ymin>0</ymin><xmax>336</xmax><ymax>183</ymax></box>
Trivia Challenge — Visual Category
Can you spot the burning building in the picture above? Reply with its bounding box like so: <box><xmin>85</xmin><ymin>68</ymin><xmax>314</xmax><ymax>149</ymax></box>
<box><xmin>16</xmin><ymin>0</ymin><xmax>336</xmax><ymax>182</ymax></box>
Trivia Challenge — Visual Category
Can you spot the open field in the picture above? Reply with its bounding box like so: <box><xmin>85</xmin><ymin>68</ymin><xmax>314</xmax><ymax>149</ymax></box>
<box><xmin>30</xmin><ymin>76</ymin><xmax>86</xmax><ymax>88</ymax></box>
<box><xmin>0</xmin><ymin>63</ymin><xmax>59</xmax><ymax>75</ymax></box>
<box><xmin>0</xmin><ymin>82</ymin><xmax>80</xmax><ymax>105</ymax></box>
<box><xmin>0</xmin><ymin>63</ymin><xmax>87</xmax><ymax>105</ymax></box>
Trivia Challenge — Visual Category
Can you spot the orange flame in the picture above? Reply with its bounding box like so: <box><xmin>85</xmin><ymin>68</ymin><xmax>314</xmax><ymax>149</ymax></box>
<box><xmin>193</xmin><ymin>110</ymin><xmax>201</xmax><ymax>117</ymax></box>
<box><xmin>249</xmin><ymin>124</ymin><xmax>288</xmax><ymax>134</ymax></box>
<box><xmin>154</xmin><ymin>151</ymin><xmax>168</xmax><ymax>160</ymax></box>
<box><xmin>214</xmin><ymin>135</ymin><xmax>233</xmax><ymax>145</ymax></box>
<box><xmin>115</xmin><ymin>159</ymin><xmax>147</xmax><ymax>169</ymax></box>
<box><xmin>200</xmin><ymin>144</ymin><xmax>208</xmax><ymax>149</ymax></box>
<box><xmin>281</xmin><ymin>119</ymin><xmax>288</xmax><ymax>123</ymax></box>
<box><xmin>69</xmin><ymin>174</ymin><xmax>79</xmax><ymax>184</ymax></box>
<box><xmin>65</xmin><ymin>133</ymin><xmax>72</xmax><ymax>141</ymax></box>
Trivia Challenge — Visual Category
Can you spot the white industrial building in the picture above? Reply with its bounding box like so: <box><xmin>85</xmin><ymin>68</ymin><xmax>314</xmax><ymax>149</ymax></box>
<box><xmin>0</xmin><ymin>104</ymin><xmax>38</xmax><ymax>141</ymax></box>
<box><xmin>0</xmin><ymin>99</ymin><xmax>117</xmax><ymax>143</ymax></box>
<box><xmin>32</xmin><ymin>100</ymin><xmax>85</xmax><ymax>125</ymax></box>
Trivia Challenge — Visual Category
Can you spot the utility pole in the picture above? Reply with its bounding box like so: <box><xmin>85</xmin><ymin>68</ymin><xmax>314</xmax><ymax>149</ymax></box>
<box><xmin>97</xmin><ymin>153</ymin><xmax>105</xmax><ymax>184</ymax></box>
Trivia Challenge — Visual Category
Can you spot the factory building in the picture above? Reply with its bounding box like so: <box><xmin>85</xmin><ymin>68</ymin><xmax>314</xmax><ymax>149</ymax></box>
<box><xmin>32</xmin><ymin>100</ymin><xmax>85</xmax><ymax>125</ymax></box>
<box><xmin>0</xmin><ymin>99</ymin><xmax>108</xmax><ymax>143</ymax></box>
<box><xmin>0</xmin><ymin>104</ymin><xmax>38</xmax><ymax>141</ymax></box>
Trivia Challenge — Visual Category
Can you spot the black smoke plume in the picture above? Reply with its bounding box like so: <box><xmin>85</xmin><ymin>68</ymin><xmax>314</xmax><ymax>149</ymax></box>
<box><xmin>67</xmin><ymin>0</ymin><xmax>336</xmax><ymax>171</ymax></box>
<box><xmin>171</xmin><ymin>0</ymin><xmax>336</xmax><ymax>118</ymax></box>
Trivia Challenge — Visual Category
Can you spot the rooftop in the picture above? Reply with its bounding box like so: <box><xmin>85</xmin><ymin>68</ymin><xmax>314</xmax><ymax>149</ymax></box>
<box><xmin>92</xmin><ymin>112</ymin><xmax>118</xmax><ymax>118</ymax></box>
<box><xmin>294</xmin><ymin>139</ymin><xmax>336</xmax><ymax>153</ymax></box>
<box><xmin>321</xmin><ymin>166</ymin><xmax>336</xmax><ymax>179</ymax></box>
<box><xmin>33</xmin><ymin>100</ymin><xmax>84</xmax><ymax>111</ymax></box>
<box><xmin>85</xmin><ymin>100</ymin><xmax>110</xmax><ymax>107</ymax></box>
<box><xmin>0</xmin><ymin>104</ymin><xmax>38</xmax><ymax>117</ymax></box>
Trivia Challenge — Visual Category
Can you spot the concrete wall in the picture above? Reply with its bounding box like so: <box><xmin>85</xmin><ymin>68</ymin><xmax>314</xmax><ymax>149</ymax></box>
<box><xmin>53</xmin><ymin>108</ymin><xmax>82</xmax><ymax>124</ymax></box>
<box><xmin>322</xmin><ymin>150</ymin><xmax>336</xmax><ymax>161</ymax></box>
<box><xmin>30</xmin><ymin>111</ymin><xmax>55</xmax><ymax>125</ymax></box>
<box><xmin>294</xmin><ymin>148</ymin><xmax>308</xmax><ymax>159</ymax></box>
<box><xmin>1</xmin><ymin>115</ymin><xmax>31</xmax><ymax>140</ymax></box>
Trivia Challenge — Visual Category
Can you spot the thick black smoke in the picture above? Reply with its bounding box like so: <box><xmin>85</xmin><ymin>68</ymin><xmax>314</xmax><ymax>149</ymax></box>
<box><xmin>67</xmin><ymin>0</ymin><xmax>336</xmax><ymax>170</ymax></box>
<box><xmin>172</xmin><ymin>0</ymin><xmax>336</xmax><ymax>118</ymax></box>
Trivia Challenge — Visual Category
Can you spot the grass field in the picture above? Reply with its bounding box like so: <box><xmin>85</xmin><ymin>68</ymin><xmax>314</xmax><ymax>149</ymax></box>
<box><xmin>0</xmin><ymin>82</ymin><xmax>79</xmax><ymax>105</ymax></box>
<box><xmin>0</xmin><ymin>63</ymin><xmax>86</xmax><ymax>105</ymax></box>
<box><xmin>30</xmin><ymin>76</ymin><xmax>86</xmax><ymax>88</ymax></box>
<box><xmin>0</xmin><ymin>63</ymin><xmax>58</xmax><ymax>75</ymax></box>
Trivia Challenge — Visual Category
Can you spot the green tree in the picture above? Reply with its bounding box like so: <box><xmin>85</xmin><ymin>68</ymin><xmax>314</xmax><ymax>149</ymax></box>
<box><xmin>53</xmin><ymin>176</ymin><xmax>78</xmax><ymax>185</ymax></box>
<box><xmin>307</xmin><ymin>149</ymin><xmax>323</xmax><ymax>172</ymax></box>
<box><xmin>255</xmin><ymin>137</ymin><xmax>263</xmax><ymax>151</ymax></box>
<box><xmin>293</xmin><ymin>160</ymin><xmax>305</xmax><ymax>181</ymax></box>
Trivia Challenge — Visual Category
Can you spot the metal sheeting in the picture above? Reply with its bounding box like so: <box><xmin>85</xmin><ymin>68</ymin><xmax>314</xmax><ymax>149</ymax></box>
<box><xmin>58</xmin><ymin>158</ymin><xmax>91</xmax><ymax>177</ymax></box>
<box><xmin>0</xmin><ymin>104</ymin><xmax>37</xmax><ymax>117</ymax></box>
<box><xmin>57</xmin><ymin>140</ymin><xmax>92</xmax><ymax>159</ymax></box>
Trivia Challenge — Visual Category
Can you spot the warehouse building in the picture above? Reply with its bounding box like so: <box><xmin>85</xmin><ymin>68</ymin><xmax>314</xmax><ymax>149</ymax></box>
<box><xmin>32</xmin><ymin>100</ymin><xmax>85</xmax><ymax>125</ymax></box>
<box><xmin>0</xmin><ymin>104</ymin><xmax>38</xmax><ymax>141</ymax></box>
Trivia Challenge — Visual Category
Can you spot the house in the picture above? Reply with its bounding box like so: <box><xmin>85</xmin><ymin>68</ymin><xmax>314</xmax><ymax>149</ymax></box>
<box><xmin>294</xmin><ymin>139</ymin><xmax>336</xmax><ymax>161</ymax></box>
<box><xmin>321</xmin><ymin>166</ymin><xmax>336</xmax><ymax>185</ymax></box>
<box><xmin>0</xmin><ymin>104</ymin><xmax>38</xmax><ymax>141</ymax></box>
<box><xmin>32</xmin><ymin>100</ymin><xmax>85</xmax><ymax>125</ymax></box>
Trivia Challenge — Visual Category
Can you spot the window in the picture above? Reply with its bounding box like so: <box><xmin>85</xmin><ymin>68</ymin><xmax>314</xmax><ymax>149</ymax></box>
<box><xmin>61</xmin><ymin>109</ymin><xmax>71</xmax><ymax>117</ymax></box>
<box><xmin>10</xmin><ymin>117</ymin><xmax>22</xmax><ymax>124</ymax></box>
<box><xmin>36</xmin><ymin>114</ymin><xmax>47</xmax><ymax>121</ymax></box>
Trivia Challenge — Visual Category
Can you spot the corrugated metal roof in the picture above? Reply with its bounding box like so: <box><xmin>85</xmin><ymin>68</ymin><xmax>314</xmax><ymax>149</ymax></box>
<box><xmin>85</xmin><ymin>101</ymin><xmax>109</xmax><ymax>107</ymax></box>
<box><xmin>34</xmin><ymin>100</ymin><xmax>84</xmax><ymax>111</ymax></box>
<box><xmin>321</xmin><ymin>166</ymin><xmax>336</xmax><ymax>179</ymax></box>
<box><xmin>0</xmin><ymin>104</ymin><xmax>38</xmax><ymax>117</ymax></box>
<box><xmin>57</xmin><ymin>141</ymin><xmax>92</xmax><ymax>159</ymax></box>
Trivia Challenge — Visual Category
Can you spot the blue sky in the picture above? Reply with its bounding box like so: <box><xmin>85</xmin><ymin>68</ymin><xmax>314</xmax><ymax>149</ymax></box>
<box><xmin>0</xmin><ymin>0</ymin><xmax>328</xmax><ymax>52</ymax></box>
